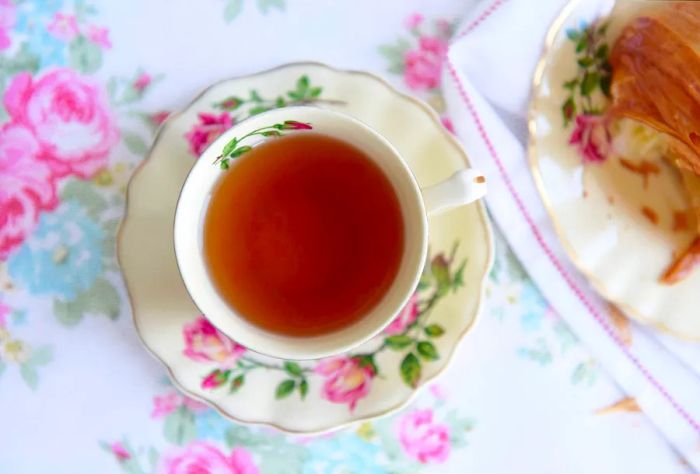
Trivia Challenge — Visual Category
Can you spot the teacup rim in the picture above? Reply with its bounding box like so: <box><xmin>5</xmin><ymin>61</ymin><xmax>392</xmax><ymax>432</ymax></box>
<box><xmin>173</xmin><ymin>105</ymin><xmax>429</xmax><ymax>360</ymax></box>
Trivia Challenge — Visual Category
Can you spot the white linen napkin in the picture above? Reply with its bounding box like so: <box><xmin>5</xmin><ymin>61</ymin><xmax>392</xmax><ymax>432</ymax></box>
<box><xmin>444</xmin><ymin>0</ymin><xmax>700</xmax><ymax>468</ymax></box>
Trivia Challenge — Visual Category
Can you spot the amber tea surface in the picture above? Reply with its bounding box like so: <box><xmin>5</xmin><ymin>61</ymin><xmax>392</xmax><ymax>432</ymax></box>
<box><xmin>204</xmin><ymin>132</ymin><xmax>405</xmax><ymax>337</ymax></box>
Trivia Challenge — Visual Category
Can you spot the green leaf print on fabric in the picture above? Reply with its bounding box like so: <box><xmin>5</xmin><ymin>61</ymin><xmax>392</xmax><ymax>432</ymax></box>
<box><xmin>69</xmin><ymin>36</ymin><xmax>103</xmax><ymax>74</ymax></box>
<box><xmin>164</xmin><ymin>406</ymin><xmax>197</xmax><ymax>445</ymax></box>
<box><xmin>122</xmin><ymin>132</ymin><xmax>150</xmax><ymax>155</ymax></box>
<box><xmin>53</xmin><ymin>278</ymin><xmax>121</xmax><ymax>326</ymax></box>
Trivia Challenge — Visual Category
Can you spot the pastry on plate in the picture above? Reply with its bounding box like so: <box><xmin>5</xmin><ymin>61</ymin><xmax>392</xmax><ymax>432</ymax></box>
<box><xmin>608</xmin><ymin>1</ymin><xmax>700</xmax><ymax>283</ymax></box>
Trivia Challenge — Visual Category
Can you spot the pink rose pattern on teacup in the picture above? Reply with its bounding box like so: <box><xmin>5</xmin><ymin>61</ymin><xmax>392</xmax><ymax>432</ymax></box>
<box><xmin>384</xmin><ymin>292</ymin><xmax>419</xmax><ymax>335</ymax></box>
<box><xmin>183</xmin><ymin>316</ymin><xmax>246</xmax><ymax>368</ymax></box>
<box><xmin>4</xmin><ymin>69</ymin><xmax>119</xmax><ymax>178</ymax></box>
<box><xmin>185</xmin><ymin>112</ymin><xmax>234</xmax><ymax>157</ymax></box>
<box><xmin>404</xmin><ymin>36</ymin><xmax>448</xmax><ymax>91</ymax></box>
<box><xmin>398</xmin><ymin>409</ymin><xmax>451</xmax><ymax>464</ymax></box>
<box><xmin>0</xmin><ymin>123</ymin><xmax>58</xmax><ymax>259</ymax></box>
<box><xmin>315</xmin><ymin>357</ymin><xmax>375</xmax><ymax>411</ymax></box>
<box><xmin>160</xmin><ymin>442</ymin><xmax>259</xmax><ymax>474</ymax></box>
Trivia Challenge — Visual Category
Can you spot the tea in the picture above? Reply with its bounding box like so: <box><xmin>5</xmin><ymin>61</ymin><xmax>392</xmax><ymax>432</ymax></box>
<box><xmin>204</xmin><ymin>132</ymin><xmax>405</xmax><ymax>337</ymax></box>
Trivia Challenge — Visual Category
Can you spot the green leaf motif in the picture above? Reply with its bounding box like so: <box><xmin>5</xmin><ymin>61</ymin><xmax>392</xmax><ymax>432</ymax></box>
<box><xmin>452</xmin><ymin>260</ymin><xmax>467</xmax><ymax>290</ymax></box>
<box><xmin>356</xmin><ymin>354</ymin><xmax>378</xmax><ymax>375</ymax></box>
<box><xmin>249</xmin><ymin>105</ymin><xmax>270</xmax><ymax>116</ymax></box>
<box><xmin>231</xmin><ymin>145</ymin><xmax>252</xmax><ymax>158</ymax></box>
<box><xmin>284</xmin><ymin>361</ymin><xmax>303</xmax><ymax>377</ymax></box>
<box><xmin>595</xmin><ymin>44</ymin><xmax>609</xmax><ymax>60</ymax></box>
<box><xmin>164</xmin><ymin>406</ymin><xmax>197</xmax><ymax>445</ymax></box>
<box><xmin>424</xmin><ymin>324</ymin><xmax>445</xmax><ymax>338</ymax></box>
<box><xmin>566</xmin><ymin>28</ymin><xmax>582</xmax><ymax>41</ymax></box>
<box><xmin>230</xmin><ymin>374</ymin><xmax>245</xmax><ymax>393</ymax></box>
<box><xmin>221</xmin><ymin>137</ymin><xmax>238</xmax><ymax>157</ymax></box>
<box><xmin>385</xmin><ymin>335</ymin><xmax>414</xmax><ymax>350</ymax></box>
<box><xmin>20</xmin><ymin>363</ymin><xmax>39</xmax><ymax>390</ymax></box>
<box><xmin>60</xmin><ymin>179</ymin><xmax>108</xmax><ymax>220</ymax></box>
<box><xmin>309</xmin><ymin>87</ymin><xmax>322</xmax><ymax>98</ymax></box>
<box><xmin>299</xmin><ymin>379</ymin><xmax>308</xmax><ymax>399</ymax></box>
<box><xmin>575</xmin><ymin>36</ymin><xmax>588</xmax><ymax>53</ymax></box>
<box><xmin>123</xmin><ymin>132</ymin><xmax>150</xmax><ymax>156</ymax></box>
<box><xmin>431</xmin><ymin>255</ymin><xmax>451</xmax><ymax>295</ymax></box>
<box><xmin>53</xmin><ymin>277</ymin><xmax>121</xmax><ymax>326</ymax></box>
<box><xmin>257</xmin><ymin>0</ymin><xmax>285</xmax><ymax>14</ymax></box>
<box><xmin>562</xmin><ymin>97</ymin><xmax>576</xmax><ymax>125</ymax></box>
<box><xmin>224</xmin><ymin>0</ymin><xmax>243</xmax><ymax>22</ymax></box>
<box><xmin>577</xmin><ymin>57</ymin><xmax>594</xmax><ymax>68</ymax></box>
<box><xmin>417</xmin><ymin>341</ymin><xmax>439</xmax><ymax>361</ymax></box>
<box><xmin>580</xmin><ymin>71</ymin><xmax>600</xmax><ymax>97</ymax></box>
<box><xmin>275</xmin><ymin>379</ymin><xmax>296</xmax><ymax>399</ymax></box>
<box><xmin>69</xmin><ymin>36</ymin><xmax>103</xmax><ymax>74</ymax></box>
<box><xmin>400</xmin><ymin>352</ymin><xmax>421</xmax><ymax>388</ymax></box>
<box><xmin>29</xmin><ymin>346</ymin><xmax>53</xmax><ymax>366</ymax></box>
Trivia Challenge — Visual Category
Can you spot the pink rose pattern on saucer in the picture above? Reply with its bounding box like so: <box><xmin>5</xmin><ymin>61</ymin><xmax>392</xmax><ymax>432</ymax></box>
<box><xmin>181</xmin><ymin>244</ymin><xmax>464</xmax><ymax>411</ymax></box>
<box><xmin>0</xmin><ymin>6</ymin><xmax>605</xmax><ymax>473</ymax></box>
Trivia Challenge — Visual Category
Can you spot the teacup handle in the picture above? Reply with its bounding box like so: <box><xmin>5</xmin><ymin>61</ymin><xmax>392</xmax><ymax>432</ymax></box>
<box><xmin>421</xmin><ymin>169</ymin><xmax>487</xmax><ymax>216</ymax></box>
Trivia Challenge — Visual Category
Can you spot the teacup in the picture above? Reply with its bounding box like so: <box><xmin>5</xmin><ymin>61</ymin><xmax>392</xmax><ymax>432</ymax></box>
<box><xmin>174</xmin><ymin>106</ymin><xmax>486</xmax><ymax>359</ymax></box>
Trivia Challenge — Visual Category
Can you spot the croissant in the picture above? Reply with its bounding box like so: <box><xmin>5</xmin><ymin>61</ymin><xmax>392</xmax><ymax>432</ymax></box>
<box><xmin>609</xmin><ymin>2</ymin><xmax>700</xmax><ymax>284</ymax></box>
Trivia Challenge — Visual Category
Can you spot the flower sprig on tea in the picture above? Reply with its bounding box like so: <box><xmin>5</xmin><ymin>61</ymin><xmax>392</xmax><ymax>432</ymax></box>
<box><xmin>214</xmin><ymin>120</ymin><xmax>313</xmax><ymax>169</ymax></box>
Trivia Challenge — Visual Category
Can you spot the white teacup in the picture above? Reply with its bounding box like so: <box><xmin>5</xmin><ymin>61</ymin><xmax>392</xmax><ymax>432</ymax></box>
<box><xmin>174</xmin><ymin>106</ymin><xmax>486</xmax><ymax>360</ymax></box>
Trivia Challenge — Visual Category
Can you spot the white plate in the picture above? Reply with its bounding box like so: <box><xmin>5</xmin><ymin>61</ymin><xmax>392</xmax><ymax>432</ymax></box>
<box><xmin>118</xmin><ymin>62</ymin><xmax>493</xmax><ymax>433</ymax></box>
<box><xmin>530</xmin><ymin>0</ymin><xmax>700</xmax><ymax>339</ymax></box>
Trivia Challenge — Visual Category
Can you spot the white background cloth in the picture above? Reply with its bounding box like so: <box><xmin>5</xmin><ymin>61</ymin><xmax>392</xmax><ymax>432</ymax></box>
<box><xmin>0</xmin><ymin>0</ymin><xmax>696</xmax><ymax>472</ymax></box>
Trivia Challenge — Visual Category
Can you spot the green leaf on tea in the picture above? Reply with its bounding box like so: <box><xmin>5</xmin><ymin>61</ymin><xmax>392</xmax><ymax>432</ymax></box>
<box><xmin>417</xmin><ymin>341</ymin><xmax>439</xmax><ymax>361</ymax></box>
<box><xmin>424</xmin><ymin>324</ymin><xmax>445</xmax><ymax>338</ymax></box>
<box><xmin>284</xmin><ymin>361</ymin><xmax>303</xmax><ymax>377</ymax></box>
<box><xmin>400</xmin><ymin>352</ymin><xmax>421</xmax><ymax>388</ymax></box>
<box><xmin>276</xmin><ymin>379</ymin><xmax>296</xmax><ymax>399</ymax></box>
<box><xmin>385</xmin><ymin>335</ymin><xmax>414</xmax><ymax>350</ymax></box>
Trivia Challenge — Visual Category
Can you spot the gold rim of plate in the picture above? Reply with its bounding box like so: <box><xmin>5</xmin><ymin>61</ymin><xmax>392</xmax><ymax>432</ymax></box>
<box><xmin>117</xmin><ymin>62</ymin><xmax>495</xmax><ymax>434</ymax></box>
<box><xmin>528</xmin><ymin>0</ymin><xmax>699</xmax><ymax>341</ymax></box>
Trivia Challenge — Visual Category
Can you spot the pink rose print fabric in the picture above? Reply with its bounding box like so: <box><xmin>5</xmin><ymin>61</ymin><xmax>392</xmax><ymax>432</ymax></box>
<box><xmin>0</xmin><ymin>123</ymin><xmax>58</xmax><ymax>260</ymax></box>
<box><xmin>183</xmin><ymin>316</ymin><xmax>246</xmax><ymax>368</ymax></box>
<box><xmin>0</xmin><ymin>0</ymin><xmax>15</xmax><ymax>51</ymax></box>
<box><xmin>4</xmin><ymin>69</ymin><xmax>119</xmax><ymax>179</ymax></box>
<box><xmin>398</xmin><ymin>409</ymin><xmax>451</xmax><ymax>464</ymax></box>
<box><xmin>315</xmin><ymin>357</ymin><xmax>375</xmax><ymax>411</ymax></box>
<box><xmin>404</xmin><ymin>36</ymin><xmax>448</xmax><ymax>91</ymax></box>
<box><xmin>160</xmin><ymin>442</ymin><xmax>259</xmax><ymax>474</ymax></box>
<box><xmin>47</xmin><ymin>13</ymin><xmax>79</xmax><ymax>41</ymax></box>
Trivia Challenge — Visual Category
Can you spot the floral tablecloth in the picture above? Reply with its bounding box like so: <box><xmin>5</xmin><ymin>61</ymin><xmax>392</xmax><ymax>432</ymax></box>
<box><xmin>0</xmin><ymin>1</ymin><xmax>694</xmax><ymax>473</ymax></box>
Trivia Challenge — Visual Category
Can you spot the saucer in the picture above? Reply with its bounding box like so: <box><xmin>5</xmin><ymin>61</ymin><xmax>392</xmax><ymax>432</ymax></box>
<box><xmin>118</xmin><ymin>62</ymin><xmax>493</xmax><ymax>433</ymax></box>
<box><xmin>529</xmin><ymin>0</ymin><xmax>700</xmax><ymax>339</ymax></box>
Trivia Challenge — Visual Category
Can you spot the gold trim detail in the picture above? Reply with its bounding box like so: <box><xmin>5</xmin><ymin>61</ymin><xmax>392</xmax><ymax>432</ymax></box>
<box><xmin>527</xmin><ymin>0</ymin><xmax>700</xmax><ymax>341</ymax></box>
<box><xmin>117</xmin><ymin>62</ymin><xmax>495</xmax><ymax>434</ymax></box>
